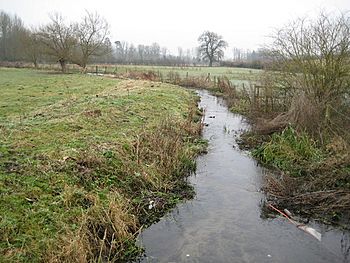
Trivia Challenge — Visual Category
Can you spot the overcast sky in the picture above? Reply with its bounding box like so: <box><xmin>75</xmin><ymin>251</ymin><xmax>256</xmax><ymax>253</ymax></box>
<box><xmin>1</xmin><ymin>0</ymin><xmax>350</xmax><ymax>55</ymax></box>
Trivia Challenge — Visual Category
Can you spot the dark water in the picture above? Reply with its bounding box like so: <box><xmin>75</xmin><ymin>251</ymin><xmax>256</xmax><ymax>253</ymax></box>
<box><xmin>138</xmin><ymin>90</ymin><xmax>350</xmax><ymax>263</ymax></box>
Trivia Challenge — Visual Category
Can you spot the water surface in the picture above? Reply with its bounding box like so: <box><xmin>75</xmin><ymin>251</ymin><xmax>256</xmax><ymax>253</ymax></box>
<box><xmin>139</xmin><ymin>90</ymin><xmax>349</xmax><ymax>263</ymax></box>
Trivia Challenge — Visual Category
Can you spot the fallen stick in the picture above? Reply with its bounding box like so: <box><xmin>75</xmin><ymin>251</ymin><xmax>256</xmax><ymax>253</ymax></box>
<box><xmin>268</xmin><ymin>203</ymin><xmax>322</xmax><ymax>241</ymax></box>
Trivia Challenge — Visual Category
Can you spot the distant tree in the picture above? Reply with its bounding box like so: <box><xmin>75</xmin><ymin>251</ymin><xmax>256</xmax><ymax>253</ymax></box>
<box><xmin>198</xmin><ymin>31</ymin><xmax>228</xmax><ymax>66</ymax></box>
<box><xmin>99</xmin><ymin>37</ymin><xmax>113</xmax><ymax>63</ymax></box>
<box><xmin>161</xmin><ymin>47</ymin><xmax>168</xmax><ymax>59</ymax></box>
<box><xmin>185</xmin><ymin>49</ymin><xmax>192</xmax><ymax>63</ymax></box>
<box><xmin>150</xmin><ymin>42</ymin><xmax>160</xmax><ymax>63</ymax></box>
<box><xmin>73</xmin><ymin>11</ymin><xmax>110</xmax><ymax>70</ymax></box>
<box><xmin>128</xmin><ymin>44</ymin><xmax>138</xmax><ymax>63</ymax></box>
<box><xmin>0</xmin><ymin>11</ymin><xmax>26</xmax><ymax>61</ymax></box>
<box><xmin>232</xmin><ymin>47</ymin><xmax>242</xmax><ymax>61</ymax></box>
<box><xmin>21</xmin><ymin>28</ymin><xmax>42</xmax><ymax>68</ymax></box>
<box><xmin>177</xmin><ymin>46</ymin><xmax>183</xmax><ymax>59</ymax></box>
<box><xmin>115</xmin><ymin>40</ymin><xmax>129</xmax><ymax>63</ymax></box>
<box><xmin>137</xmin><ymin>44</ymin><xmax>145</xmax><ymax>64</ymax></box>
<box><xmin>38</xmin><ymin>13</ymin><xmax>76</xmax><ymax>72</ymax></box>
<box><xmin>0</xmin><ymin>11</ymin><xmax>11</xmax><ymax>59</ymax></box>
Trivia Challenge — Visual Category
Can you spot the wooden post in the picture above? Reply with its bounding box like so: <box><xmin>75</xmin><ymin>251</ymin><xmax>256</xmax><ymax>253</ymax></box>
<box><xmin>206</xmin><ymin>73</ymin><xmax>211</xmax><ymax>82</ymax></box>
<box><xmin>255</xmin><ymin>85</ymin><xmax>260</xmax><ymax>109</ymax></box>
<box><xmin>95</xmin><ymin>66</ymin><xmax>98</xmax><ymax>74</ymax></box>
<box><xmin>253</xmin><ymin>84</ymin><xmax>257</xmax><ymax>107</ymax></box>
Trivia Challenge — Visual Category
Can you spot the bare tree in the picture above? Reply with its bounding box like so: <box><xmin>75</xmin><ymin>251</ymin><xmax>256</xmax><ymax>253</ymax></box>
<box><xmin>150</xmin><ymin>42</ymin><xmax>160</xmax><ymax>63</ymax></box>
<box><xmin>137</xmin><ymin>45</ymin><xmax>145</xmax><ymax>64</ymax></box>
<box><xmin>21</xmin><ymin>28</ymin><xmax>42</xmax><ymax>68</ymax></box>
<box><xmin>267</xmin><ymin>12</ymin><xmax>350</xmax><ymax>133</ymax></box>
<box><xmin>0</xmin><ymin>11</ymin><xmax>26</xmax><ymax>61</ymax></box>
<box><xmin>115</xmin><ymin>40</ymin><xmax>129</xmax><ymax>63</ymax></box>
<box><xmin>127</xmin><ymin>44</ymin><xmax>137</xmax><ymax>62</ymax></box>
<box><xmin>38</xmin><ymin>13</ymin><xmax>76</xmax><ymax>72</ymax></box>
<box><xmin>232</xmin><ymin>47</ymin><xmax>243</xmax><ymax>61</ymax></box>
<box><xmin>177</xmin><ymin>46</ymin><xmax>183</xmax><ymax>61</ymax></box>
<box><xmin>73</xmin><ymin>11</ymin><xmax>110</xmax><ymax>70</ymax></box>
<box><xmin>198</xmin><ymin>31</ymin><xmax>228</xmax><ymax>66</ymax></box>
<box><xmin>161</xmin><ymin>47</ymin><xmax>168</xmax><ymax>60</ymax></box>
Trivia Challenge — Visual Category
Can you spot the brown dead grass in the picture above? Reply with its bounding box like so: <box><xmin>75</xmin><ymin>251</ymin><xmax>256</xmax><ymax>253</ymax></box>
<box><xmin>263</xmin><ymin>147</ymin><xmax>350</xmax><ymax>222</ymax></box>
<box><xmin>47</xmin><ymin>194</ymin><xmax>139</xmax><ymax>263</ymax></box>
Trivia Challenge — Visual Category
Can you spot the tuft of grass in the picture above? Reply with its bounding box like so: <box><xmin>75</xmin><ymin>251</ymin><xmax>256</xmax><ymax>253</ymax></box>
<box><xmin>252</xmin><ymin>126</ymin><xmax>324</xmax><ymax>176</ymax></box>
<box><xmin>0</xmin><ymin>68</ymin><xmax>204</xmax><ymax>262</ymax></box>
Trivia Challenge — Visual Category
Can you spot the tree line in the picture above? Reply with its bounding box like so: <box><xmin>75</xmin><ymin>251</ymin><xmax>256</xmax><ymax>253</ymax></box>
<box><xmin>114</xmin><ymin>41</ymin><xmax>199</xmax><ymax>66</ymax></box>
<box><xmin>0</xmin><ymin>11</ymin><xmax>112</xmax><ymax>72</ymax></box>
<box><xmin>0</xmin><ymin>10</ymin><xmax>268</xmax><ymax>71</ymax></box>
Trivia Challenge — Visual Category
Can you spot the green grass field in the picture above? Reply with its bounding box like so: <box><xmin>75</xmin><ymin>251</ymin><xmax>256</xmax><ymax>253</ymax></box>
<box><xmin>0</xmin><ymin>68</ymin><xmax>204</xmax><ymax>262</ymax></box>
<box><xmin>90</xmin><ymin>65</ymin><xmax>262</xmax><ymax>86</ymax></box>
<box><xmin>30</xmin><ymin>63</ymin><xmax>262</xmax><ymax>86</ymax></box>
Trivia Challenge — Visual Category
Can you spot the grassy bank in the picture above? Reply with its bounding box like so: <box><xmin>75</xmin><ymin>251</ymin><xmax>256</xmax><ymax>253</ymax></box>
<box><xmin>238</xmin><ymin>121</ymin><xmax>350</xmax><ymax>225</ymax></box>
<box><xmin>0</xmin><ymin>68</ymin><xmax>205</xmax><ymax>262</ymax></box>
<box><xmin>248</xmin><ymin>126</ymin><xmax>350</xmax><ymax>224</ymax></box>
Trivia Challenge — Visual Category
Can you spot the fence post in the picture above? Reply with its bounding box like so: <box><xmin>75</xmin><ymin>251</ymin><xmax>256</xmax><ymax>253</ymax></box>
<box><xmin>253</xmin><ymin>84</ymin><xmax>257</xmax><ymax>107</ymax></box>
<box><xmin>206</xmin><ymin>73</ymin><xmax>211</xmax><ymax>82</ymax></box>
<box><xmin>95</xmin><ymin>66</ymin><xmax>98</xmax><ymax>74</ymax></box>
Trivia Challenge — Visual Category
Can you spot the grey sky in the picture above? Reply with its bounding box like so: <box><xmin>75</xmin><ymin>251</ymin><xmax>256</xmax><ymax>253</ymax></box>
<box><xmin>1</xmin><ymin>0</ymin><xmax>350</xmax><ymax>55</ymax></box>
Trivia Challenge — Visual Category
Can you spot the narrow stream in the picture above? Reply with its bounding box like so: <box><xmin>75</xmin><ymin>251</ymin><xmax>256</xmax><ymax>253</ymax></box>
<box><xmin>138</xmin><ymin>90</ymin><xmax>350</xmax><ymax>263</ymax></box>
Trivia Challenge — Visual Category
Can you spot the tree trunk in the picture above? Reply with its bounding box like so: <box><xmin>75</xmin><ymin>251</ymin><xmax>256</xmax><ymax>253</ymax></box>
<box><xmin>59</xmin><ymin>59</ymin><xmax>67</xmax><ymax>73</ymax></box>
<box><xmin>209</xmin><ymin>59</ymin><xmax>213</xmax><ymax>67</ymax></box>
<box><xmin>81</xmin><ymin>61</ymin><xmax>87</xmax><ymax>73</ymax></box>
<box><xmin>82</xmin><ymin>65</ymin><xmax>87</xmax><ymax>74</ymax></box>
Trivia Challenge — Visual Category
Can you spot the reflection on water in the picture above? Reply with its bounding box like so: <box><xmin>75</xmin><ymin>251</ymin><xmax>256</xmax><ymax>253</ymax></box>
<box><xmin>138</xmin><ymin>90</ymin><xmax>350</xmax><ymax>263</ymax></box>
<box><xmin>342</xmin><ymin>233</ymin><xmax>350</xmax><ymax>262</ymax></box>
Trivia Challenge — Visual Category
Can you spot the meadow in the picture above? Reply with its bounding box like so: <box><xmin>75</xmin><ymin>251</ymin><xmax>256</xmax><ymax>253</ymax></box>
<box><xmin>0</xmin><ymin>68</ymin><xmax>205</xmax><ymax>262</ymax></box>
<box><xmin>96</xmin><ymin>64</ymin><xmax>261</xmax><ymax>85</ymax></box>
<box><xmin>6</xmin><ymin>62</ymin><xmax>262</xmax><ymax>86</ymax></box>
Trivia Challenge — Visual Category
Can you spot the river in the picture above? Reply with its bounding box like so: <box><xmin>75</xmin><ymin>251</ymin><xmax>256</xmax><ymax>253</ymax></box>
<box><xmin>138</xmin><ymin>90</ymin><xmax>349</xmax><ymax>263</ymax></box>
